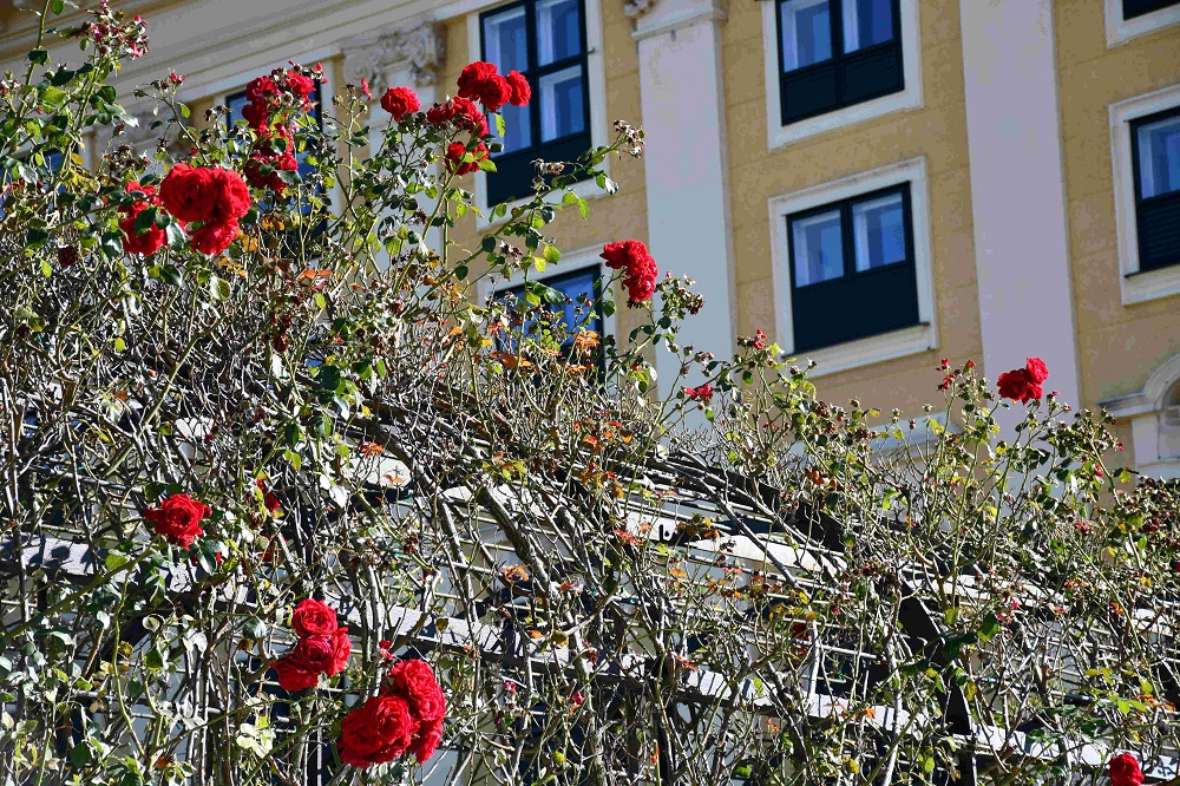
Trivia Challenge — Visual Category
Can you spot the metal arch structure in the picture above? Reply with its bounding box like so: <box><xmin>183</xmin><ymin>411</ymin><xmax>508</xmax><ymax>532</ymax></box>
<box><xmin>3</xmin><ymin>436</ymin><xmax>1178</xmax><ymax>784</ymax></box>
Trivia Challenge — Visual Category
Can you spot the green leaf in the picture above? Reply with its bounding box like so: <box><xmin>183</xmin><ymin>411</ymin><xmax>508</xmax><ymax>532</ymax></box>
<box><xmin>50</xmin><ymin>0</ymin><xmax>65</xmax><ymax>14</ymax></box>
<box><xmin>28</xmin><ymin>49</ymin><xmax>47</xmax><ymax>65</ymax></box>
<box><xmin>495</xmin><ymin>113</ymin><xmax>506</xmax><ymax>138</ymax></box>
<box><xmin>542</xmin><ymin>244</ymin><xmax>561</xmax><ymax>265</ymax></box>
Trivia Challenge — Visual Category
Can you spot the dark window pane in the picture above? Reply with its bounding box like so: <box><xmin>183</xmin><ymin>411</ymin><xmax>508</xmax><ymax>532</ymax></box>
<box><xmin>535</xmin><ymin>0</ymin><xmax>582</xmax><ymax>65</ymax></box>
<box><xmin>779</xmin><ymin>0</ymin><xmax>833</xmax><ymax>72</ymax></box>
<box><xmin>494</xmin><ymin>103</ymin><xmax>533</xmax><ymax>154</ymax></box>
<box><xmin>788</xmin><ymin>186</ymin><xmax>919</xmax><ymax>351</ymax></box>
<box><xmin>852</xmin><ymin>192</ymin><xmax>906</xmax><ymax>271</ymax></box>
<box><xmin>1123</xmin><ymin>0</ymin><xmax>1180</xmax><ymax>20</ymax></box>
<box><xmin>538</xmin><ymin>66</ymin><xmax>585</xmax><ymax>141</ymax></box>
<box><xmin>501</xmin><ymin>268</ymin><xmax>603</xmax><ymax>343</ymax></box>
<box><xmin>842</xmin><ymin>0</ymin><xmax>894</xmax><ymax>52</ymax></box>
<box><xmin>1136</xmin><ymin>113</ymin><xmax>1180</xmax><ymax>199</ymax></box>
<box><xmin>791</xmin><ymin>209</ymin><xmax>844</xmax><ymax>285</ymax></box>
<box><xmin>484</xmin><ymin>5</ymin><xmax>529</xmax><ymax>73</ymax></box>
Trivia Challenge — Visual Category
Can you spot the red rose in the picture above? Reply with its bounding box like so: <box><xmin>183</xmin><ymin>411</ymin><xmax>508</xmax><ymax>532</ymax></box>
<box><xmin>411</xmin><ymin>718</ymin><xmax>443</xmax><ymax>763</ymax></box>
<box><xmin>601</xmin><ymin>240</ymin><xmax>658</xmax><ymax>305</ymax></box>
<box><xmin>119</xmin><ymin>182</ymin><xmax>166</xmax><ymax>256</ymax></box>
<box><xmin>426</xmin><ymin>97</ymin><xmax>489</xmax><ymax>137</ymax></box>
<box><xmin>380</xmin><ymin>86</ymin><xmax>420</xmax><ymax>122</ymax></box>
<box><xmin>752</xmin><ymin>329</ymin><xmax>768</xmax><ymax>350</ymax></box>
<box><xmin>997</xmin><ymin>357</ymin><xmax>1049</xmax><ymax>403</ymax></box>
<box><xmin>273</xmin><ymin>635</ymin><xmax>335</xmax><ymax>691</ymax></box>
<box><xmin>143</xmin><ymin>492</ymin><xmax>210</xmax><ymax>549</ymax></box>
<box><xmin>477</xmin><ymin>74</ymin><xmax>511</xmax><ymax>112</ymax></box>
<box><xmin>160</xmin><ymin>164</ymin><xmax>212</xmax><ymax>222</ymax></box>
<box><xmin>245</xmin><ymin>75</ymin><xmax>280</xmax><ymax>106</ymax></box>
<box><xmin>290</xmin><ymin>598</ymin><xmax>338</xmax><ymax>637</ymax></box>
<box><xmin>1109</xmin><ymin>753</ymin><xmax>1144</xmax><ymax>786</ymax></box>
<box><xmin>506</xmin><ymin>70</ymin><xmax>531</xmax><ymax>106</ymax></box>
<box><xmin>456</xmin><ymin>61</ymin><xmax>497</xmax><ymax>100</ymax></box>
<box><xmin>272</xmin><ymin>656</ymin><xmax>319</xmax><ymax>692</ymax></box>
<box><xmin>338</xmin><ymin>695</ymin><xmax>415</xmax><ymax>768</ymax></box>
<box><xmin>160</xmin><ymin>164</ymin><xmax>250</xmax><ymax>224</ymax></box>
<box><xmin>329</xmin><ymin>627</ymin><xmax>351</xmax><ymax>675</ymax></box>
<box><xmin>245</xmin><ymin>145</ymin><xmax>297</xmax><ymax>195</ymax></box>
<box><xmin>359</xmin><ymin>78</ymin><xmax>372</xmax><ymax>101</ymax></box>
<box><xmin>383</xmin><ymin>659</ymin><xmax>446</xmax><ymax>725</ymax></box>
<box><xmin>190</xmin><ymin>220</ymin><xmax>240</xmax><ymax>256</ymax></box>
<box><xmin>1025</xmin><ymin>356</ymin><xmax>1049</xmax><ymax>384</ymax></box>
<box><xmin>684</xmin><ymin>384</ymin><xmax>713</xmax><ymax>405</ymax></box>
<box><xmin>282</xmin><ymin>69</ymin><xmax>316</xmax><ymax>107</ymax></box>
<box><xmin>241</xmin><ymin>100</ymin><xmax>271</xmax><ymax>132</ymax></box>
<box><xmin>445</xmin><ymin>141</ymin><xmax>488</xmax><ymax>176</ymax></box>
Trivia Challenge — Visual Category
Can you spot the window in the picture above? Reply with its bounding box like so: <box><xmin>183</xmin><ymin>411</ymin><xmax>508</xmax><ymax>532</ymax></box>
<box><xmin>497</xmin><ymin>266</ymin><xmax>604</xmax><ymax>355</ymax></box>
<box><xmin>774</xmin><ymin>0</ymin><xmax>903</xmax><ymax>126</ymax></box>
<box><xmin>786</xmin><ymin>184</ymin><xmax>917</xmax><ymax>352</ymax></box>
<box><xmin>1131</xmin><ymin>106</ymin><xmax>1180</xmax><ymax>272</ymax></box>
<box><xmin>480</xmin><ymin>0</ymin><xmax>591</xmax><ymax>205</ymax></box>
<box><xmin>1123</xmin><ymin>0</ymin><xmax>1180</xmax><ymax>19</ymax></box>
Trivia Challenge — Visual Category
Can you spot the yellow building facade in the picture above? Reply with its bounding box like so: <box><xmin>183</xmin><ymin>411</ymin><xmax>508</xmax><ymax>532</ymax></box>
<box><xmin>2</xmin><ymin>0</ymin><xmax>1178</xmax><ymax>475</ymax></box>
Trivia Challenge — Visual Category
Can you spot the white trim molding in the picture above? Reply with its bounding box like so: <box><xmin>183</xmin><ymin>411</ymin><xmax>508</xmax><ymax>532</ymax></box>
<box><xmin>760</xmin><ymin>0</ymin><xmax>923</xmax><ymax>151</ymax></box>
<box><xmin>1110</xmin><ymin>82</ymin><xmax>1180</xmax><ymax>305</ymax></box>
<box><xmin>767</xmin><ymin>156</ymin><xmax>937</xmax><ymax>378</ymax></box>
<box><xmin>1105</xmin><ymin>0</ymin><xmax>1180</xmax><ymax>47</ymax></box>
<box><xmin>1101</xmin><ymin>351</ymin><xmax>1180</xmax><ymax>480</ymax></box>
<box><xmin>960</xmin><ymin>0</ymin><xmax>1081</xmax><ymax>420</ymax></box>
<box><xmin>458</xmin><ymin>0</ymin><xmax>612</xmax><ymax>228</ymax></box>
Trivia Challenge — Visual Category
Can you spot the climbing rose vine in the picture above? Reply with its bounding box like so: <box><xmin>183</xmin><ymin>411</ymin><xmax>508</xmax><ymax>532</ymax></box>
<box><xmin>1</xmin><ymin>4</ymin><xmax>1178</xmax><ymax>786</ymax></box>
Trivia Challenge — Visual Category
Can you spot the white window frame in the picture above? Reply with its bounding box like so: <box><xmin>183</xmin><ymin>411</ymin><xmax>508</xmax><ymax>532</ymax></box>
<box><xmin>1105</xmin><ymin>0</ymin><xmax>1180</xmax><ymax>47</ymax></box>
<box><xmin>1101</xmin><ymin>351</ymin><xmax>1180</xmax><ymax>480</ymax></box>
<box><xmin>768</xmin><ymin>156</ymin><xmax>937</xmax><ymax>377</ymax></box>
<box><xmin>441</xmin><ymin>0</ymin><xmax>610</xmax><ymax>229</ymax></box>
<box><xmin>760</xmin><ymin>0</ymin><xmax>923</xmax><ymax>151</ymax></box>
<box><xmin>1109</xmin><ymin>82</ymin><xmax>1180</xmax><ymax>305</ymax></box>
<box><xmin>476</xmin><ymin>242</ymin><xmax>618</xmax><ymax>344</ymax></box>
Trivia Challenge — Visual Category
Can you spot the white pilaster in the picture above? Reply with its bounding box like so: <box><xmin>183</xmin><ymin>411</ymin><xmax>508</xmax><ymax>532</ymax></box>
<box><xmin>959</xmin><ymin>0</ymin><xmax>1081</xmax><ymax>423</ymax></box>
<box><xmin>633</xmin><ymin>0</ymin><xmax>736</xmax><ymax>397</ymax></box>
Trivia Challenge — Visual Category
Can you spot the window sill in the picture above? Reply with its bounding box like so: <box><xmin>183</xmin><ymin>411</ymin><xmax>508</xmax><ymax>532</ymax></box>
<box><xmin>1121</xmin><ymin>262</ymin><xmax>1180</xmax><ymax>305</ymax></box>
<box><xmin>795</xmin><ymin>322</ymin><xmax>936</xmax><ymax>379</ymax></box>
<box><xmin>1105</xmin><ymin>0</ymin><xmax>1180</xmax><ymax>46</ymax></box>
<box><xmin>769</xmin><ymin>88</ymin><xmax>921</xmax><ymax>150</ymax></box>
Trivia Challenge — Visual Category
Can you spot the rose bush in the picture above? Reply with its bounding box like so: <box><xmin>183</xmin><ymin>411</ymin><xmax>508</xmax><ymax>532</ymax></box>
<box><xmin>0</xmin><ymin>3</ymin><xmax>1178</xmax><ymax>786</ymax></box>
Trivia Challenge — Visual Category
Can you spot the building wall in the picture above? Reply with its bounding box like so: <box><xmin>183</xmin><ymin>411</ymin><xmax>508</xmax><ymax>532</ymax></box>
<box><xmin>1055</xmin><ymin>0</ymin><xmax>1180</xmax><ymax>405</ymax></box>
<box><xmin>723</xmin><ymin>0</ymin><xmax>979</xmax><ymax>415</ymax></box>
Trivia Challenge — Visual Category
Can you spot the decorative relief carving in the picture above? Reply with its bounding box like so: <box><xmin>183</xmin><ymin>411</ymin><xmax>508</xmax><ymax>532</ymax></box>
<box><xmin>623</xmin><ymin>0</ymin><xmax>657</xmax><ymax>17</ymax></box>
<box><xmin>343</xmin><ymin>20</ymin><xmax>445</xmax><ymax>94</ymax></box>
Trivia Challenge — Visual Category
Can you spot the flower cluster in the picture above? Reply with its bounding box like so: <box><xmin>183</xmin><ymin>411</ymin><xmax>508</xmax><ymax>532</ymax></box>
<box><xmin>159</xmin><ymin>164</ymin><xmax>251</xmax><ymax>255</ymax></box>
<box><xmin>143</xmin><ymin>493</ymin><xmax>210</xmax><ymax>549</ymax></box>
<box><xmin>600</xmin><ymin>240</ymin><xmax>659</xmax><ymax>305</ymax></box>
<box><xmin>683</xmin><ymin>384</ymin><xmax>714</xmax><ymax>406</ymax></box>
<box><xmin>119</xmin><ymin>181</ymin><xmax>167</xmax><ymax>256</ymax></box>
<box><xmin>85</xmin><ymin>1</ymin><xmax>149</xmax><ymax>60</ymax></box>
<box><xmin>338</xmin><ymin>659</ymin><xmax>446</xmax><ymax>768</ymax></box>
<box><xmin>997</xmin><ymin>356</ymin><xmax>1049</xmax><ymax>403</ymax></box>
<box><xmin>239</xmin><ymin>67</ymin><xmax>318</xmax><ymax>196</ymax></box>
<box><xmin>1109</xmin><ymin>753</ymin><xmax>1144</xmax><ymax>786</ymax></box>
<box><xmin>272</xmin><ymin>599</ymin><xmax>350</xmax><ymax>692</ymax></box>
<box><xmin>380</xmin><ymin>86</ymin><xmax>420</xmax><ymax>123</ymax></box>
<box><xmin>456</xmin><ymin>60</ymin><xmax>530</xmax><ymax>113</ymax></box>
